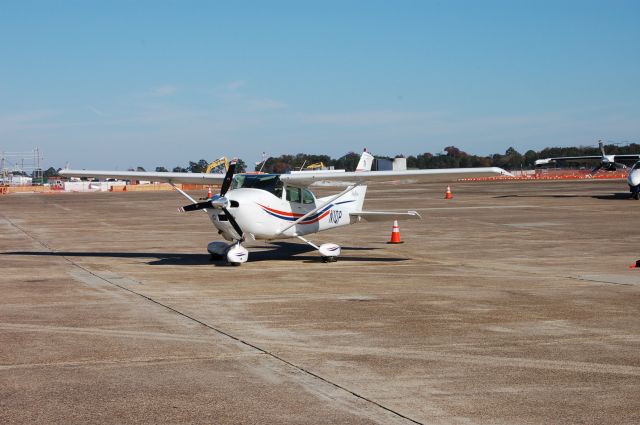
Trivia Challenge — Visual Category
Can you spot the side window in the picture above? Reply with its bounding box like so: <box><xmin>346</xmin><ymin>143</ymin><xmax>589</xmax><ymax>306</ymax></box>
<box><xmin>286</xmin><ymin>186</ymin><xmax>301</xmax><ymax>203</ymax></box>
<box><xmin>302</xmin><ymin>189</ymin><xmax>315</xmax><ymax>204</ymax></box>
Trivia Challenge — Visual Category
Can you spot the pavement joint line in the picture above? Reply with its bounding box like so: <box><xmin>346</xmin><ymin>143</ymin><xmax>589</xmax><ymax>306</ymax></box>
<box><xmin>1</xmin><ymin>213</ymin><xmax>425</xmax><ymax>425</ymax></box>
<box><xmin>567</xmin><ymin>275</ymin><xmax>636</xmax><ymax>287</ymax></box>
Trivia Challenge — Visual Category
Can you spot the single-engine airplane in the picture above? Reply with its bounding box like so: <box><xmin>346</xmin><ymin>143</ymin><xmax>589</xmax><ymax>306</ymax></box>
<box><xmin>535</xmin><ymin>140</ymin><xmax>640</xmax><ymax>199</ymax></box>
<box><xmin>60</xmin><ymin>151</ymin><xmax>512</xmax><ymax>265</ymax></box>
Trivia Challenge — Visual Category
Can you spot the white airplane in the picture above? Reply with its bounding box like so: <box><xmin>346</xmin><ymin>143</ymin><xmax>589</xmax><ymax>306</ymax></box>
<box><xmin>535</xmin><ymin>140</ymin><xmax>640</xmax><ymax>199</ymax></box>
<box><xmin>60</xmin><ymin>151</ymin><xmax>511</xmax><ymax>265</ymax></box>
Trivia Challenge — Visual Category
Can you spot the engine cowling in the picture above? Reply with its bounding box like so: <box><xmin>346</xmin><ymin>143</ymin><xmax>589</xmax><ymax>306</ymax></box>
<box><xmin>628</xmin><ymin>169</ymin><xmax>640</xmax><ymax>187</ymax></box>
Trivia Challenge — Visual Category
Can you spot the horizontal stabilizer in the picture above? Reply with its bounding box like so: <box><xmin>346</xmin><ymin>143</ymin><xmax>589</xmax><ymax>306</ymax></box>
<box><xmin>350</xmin><ymin>210</ymin><xmax>421</xmax><ymax>222</ymax></box>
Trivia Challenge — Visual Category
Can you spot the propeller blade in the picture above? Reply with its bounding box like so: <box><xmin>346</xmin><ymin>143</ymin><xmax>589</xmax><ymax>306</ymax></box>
<box><xmin>591</xmin><ymin>163</ymin><xmax>604</xmax><ymax>174</ymax></box>
<box><xmin>220</xmin><ymin>158</ymin><xmax>238</xmax><ymax>196</ymax></box>
<box><xmin>179</xmin><ymin>200</ymin><xmax>212</xmax><ymax>212</ymax></box>
<box><xmin>222</xmin><ymin>207</ymin><xmax>244</xmax><ymax>240</ymax></box>
<box><xmin>180</xmin><ymin>197</ymin><xmax>230</xmax><ymax>213</ymax></box>
<box><xmin>599</xmin><ymin>139</ymin><xmax>606</xmax><ymax>157</ymax></box>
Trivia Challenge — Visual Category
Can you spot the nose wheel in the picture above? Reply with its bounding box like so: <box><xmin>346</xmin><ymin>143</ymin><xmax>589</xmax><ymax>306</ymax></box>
<box><xmin>208</xmin><ymin>241</ymin><xmax>249</xmax><ymax>265</ymax></box>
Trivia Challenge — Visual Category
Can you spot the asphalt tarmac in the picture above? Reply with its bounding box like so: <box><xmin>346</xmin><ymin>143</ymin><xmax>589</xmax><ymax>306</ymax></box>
<box><xmin>1</xmin><ymin>179</ymin><xmax>639</xmax><ymax>424</ymax></box>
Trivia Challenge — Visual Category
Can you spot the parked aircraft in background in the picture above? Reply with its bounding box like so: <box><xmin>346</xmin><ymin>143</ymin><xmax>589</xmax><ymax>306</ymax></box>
<box><xmin>535</xmin><ymin>140</ymin><xmax>640</xmax><ymax>199</ymax></box>
<box><xmin>60</xmin><ymin>151</ymin><xmax>512</xmax><ymax>265</ymax></box>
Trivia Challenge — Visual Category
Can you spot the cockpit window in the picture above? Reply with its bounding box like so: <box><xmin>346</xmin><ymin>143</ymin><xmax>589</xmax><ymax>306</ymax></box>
<box><xmin>231</xmin><ymin>174</ymin><xmax>283</xmax><ymax>198</ymax></box>
<box><xmin>302</xmin><ymin>188</ymin><xmax>315</xmax><ymax>204</ymax></box>
<box><xmin>284</xmin><ymin>186</ymin><xmax>316</xmax><ymax>204</ymax></box>
<box><xmin>633</xmin><ymin>161</ymin><xmax>640</xmax><ymax>171</ymax></box>
<box><xmin>286</xmin><ymin>186</ymin><xmax>301</xmax><ymax>202</ymax></box>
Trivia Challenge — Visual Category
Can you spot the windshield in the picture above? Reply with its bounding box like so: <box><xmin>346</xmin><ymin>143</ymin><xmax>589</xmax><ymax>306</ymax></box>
<box><xmin>633</xmin><ymin>161</ymin><xmax>640</xmax><ymax>171</ymax></box>
<box><xmin>231</xmin><ymin>174</ymin><xmax>283</xmax><ymax>197</ymax></box>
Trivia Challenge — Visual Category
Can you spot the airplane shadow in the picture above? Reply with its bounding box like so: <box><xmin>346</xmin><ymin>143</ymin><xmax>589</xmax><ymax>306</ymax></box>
<box><xmin>3</xmin><ymin>242</ymin><xmax>406</xmax><ymax>267</ymax></box>
<box><xmin>592</xmin><ymin>193</ymin><xmax>636</xmax><ymax>200</ymax></box>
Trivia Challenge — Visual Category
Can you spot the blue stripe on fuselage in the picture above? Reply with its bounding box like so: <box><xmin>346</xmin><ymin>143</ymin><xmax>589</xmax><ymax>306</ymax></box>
<box><xmin>261</xmin><ymin>200</ymin><xmax>354</xmax><ymax>222</ymax></box>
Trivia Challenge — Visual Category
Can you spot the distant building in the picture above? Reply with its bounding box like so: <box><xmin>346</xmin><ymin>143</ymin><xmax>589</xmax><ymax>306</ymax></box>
<box><xmin>374</xmin><ymin>157</ymin><xmax>407</xmax><ymax>171</ymax></box>
<box><xmin>8</xmin><ymin>175</ymin><xmax>33</xmax><ymax>186</ymax></box>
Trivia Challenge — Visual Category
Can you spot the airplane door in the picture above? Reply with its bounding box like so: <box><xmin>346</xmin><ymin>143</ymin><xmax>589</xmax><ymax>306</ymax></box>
<box><xmin>286</xmin><ymin>186</ymin><xmax>304</xmax><ymax>212</ymax></box>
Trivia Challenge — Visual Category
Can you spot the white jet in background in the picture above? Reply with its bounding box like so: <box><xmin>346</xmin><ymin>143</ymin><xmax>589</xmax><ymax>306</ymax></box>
<box><xmin>61</xmin><ymin>150</ymin><xmax>511</xmax><ymax>265</ymax></box>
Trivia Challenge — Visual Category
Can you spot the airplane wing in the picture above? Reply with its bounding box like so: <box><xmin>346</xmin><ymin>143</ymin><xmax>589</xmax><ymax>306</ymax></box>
<box><xmin>279</xmin><ymin>167</ymin><xmax>512</xmax><ymax>186</ymax></box>
<box><xmin>59</xmin><ymin>170</ymin><xmax>226</xmax><ymax>185</ymax></box>
<box><xmin>535</xmin><ymin>155</ymin><xmax>640</xmax><ymax>166</ymax></box>
<box><xmin>535</xmin><ymin>156</ymin><xmax>602</xmax><ymax>166</ymax></box>
<box><xmin>611</xmin><ymin>154</ymin><xmax>640</xmax><ymax>163</ymax></box>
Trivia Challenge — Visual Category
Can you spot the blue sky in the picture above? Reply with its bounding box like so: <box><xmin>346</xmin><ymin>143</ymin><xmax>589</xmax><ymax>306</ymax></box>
<box><xmin>1</xmin><ymin>0</ymin><xmax>638</xmax><ymax>169</ymax></box>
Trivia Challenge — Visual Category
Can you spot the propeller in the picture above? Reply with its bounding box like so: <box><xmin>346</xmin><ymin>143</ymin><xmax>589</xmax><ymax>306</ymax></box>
<box><xmin>179</xmin><ymin>159</ymin><xmax>244</xmax><ymax>240</ymax></box>
<box><xmin>591</xmin><ymin>140</ymin><xmax>627</xmax><ymax>174</ymax></box>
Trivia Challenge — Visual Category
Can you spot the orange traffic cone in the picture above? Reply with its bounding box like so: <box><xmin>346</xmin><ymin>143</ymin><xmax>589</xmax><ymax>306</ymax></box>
<box><xmin>387</xmin><ymin>220</ymin><xmax>403</xmax><ymax>244</ymax></box>
<box><xmin>444</xmin><ymin>186</ymin><xmax>453</xmax><ymax>199</ymax></box>
<box><xmin>206</xmin><ymin>187</ymin><xmax>212</xmax><ymax>199</ymax></box>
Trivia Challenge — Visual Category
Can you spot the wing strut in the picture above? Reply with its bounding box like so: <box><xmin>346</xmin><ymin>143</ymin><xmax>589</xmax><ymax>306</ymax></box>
<box><xmin>275</xmin><ymin>183</ymin><xmax>361</xmax><ymax>236</ymax></box>
<box><xmin>169</xmin><ymin>182</ymin><xmax>198</xmax><ymax>204</ymax></box>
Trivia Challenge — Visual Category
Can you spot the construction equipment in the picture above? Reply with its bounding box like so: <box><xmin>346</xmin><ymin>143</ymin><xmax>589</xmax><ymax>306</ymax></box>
<box><xmin>304</xmin><ymin>162</ymin><xmax>325</xmax><ymax>170</ymax></box>
<box><xmin>205</xmin><ymin>157</ymin><xmax>229</xmax><ymax>174</ymax></box>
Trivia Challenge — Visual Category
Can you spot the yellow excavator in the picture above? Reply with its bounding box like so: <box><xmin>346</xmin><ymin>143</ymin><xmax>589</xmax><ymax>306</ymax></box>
<box><xmin>198</xmin><ymin>157</ymin><xmax>229</xmax><ymax>200</ymax></box>
<box><xmin>205</xmin><ymin>157</ymin><xmax>229</xmax><ymax>174</ymax></box>
<box><xmin>304</xmin><ymin>162</ymin><xmax>325</xmax><ymax>170</ymax></box>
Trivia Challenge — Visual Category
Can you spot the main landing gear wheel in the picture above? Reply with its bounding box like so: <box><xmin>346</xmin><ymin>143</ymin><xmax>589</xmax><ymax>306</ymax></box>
<box><xmin>296</xmin><ymin>235</ymin><xmax>341</xmax><ymax>263</ymax></box>
<box><xmin>322</xmin><ymin>256</ymin><xmax>338</xmax><ymax>263</ymax></box>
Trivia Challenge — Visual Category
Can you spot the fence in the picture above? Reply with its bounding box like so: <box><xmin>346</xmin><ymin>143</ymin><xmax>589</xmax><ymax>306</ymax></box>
<box><xmin>460</xmin><ymin>169</ymin><xmax>629</xmax><ymax>182</ymax></box>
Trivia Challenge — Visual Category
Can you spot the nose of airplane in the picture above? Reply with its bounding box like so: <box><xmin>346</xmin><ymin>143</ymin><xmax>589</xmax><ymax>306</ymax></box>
<box><xmin>628</xmin><ymin>169</ymin><xmax>640</xmax><ymax>187</ymax></box>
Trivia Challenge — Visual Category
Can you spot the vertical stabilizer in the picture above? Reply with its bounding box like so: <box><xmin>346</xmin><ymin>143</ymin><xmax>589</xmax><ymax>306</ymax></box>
<box><xmin>353</xmin><ymin>149</ymin><xmax>373</xmax><ymax>210</ymax></box>
<box><xmin>356</xmin><ymin>149</ymin><xmax>375</xmax><ymax>172</ymax></box>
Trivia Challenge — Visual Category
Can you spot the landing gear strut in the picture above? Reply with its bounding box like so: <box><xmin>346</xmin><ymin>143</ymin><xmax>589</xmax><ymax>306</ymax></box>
<box><xmin>297</xmin><ymin>235</ymin><xmax>341</xmax><ymax>263</ymax></box>
<box><xmin>630</xmin><ymin>185</ymin><xmax>640</xmax><ymax>200</ymax></box>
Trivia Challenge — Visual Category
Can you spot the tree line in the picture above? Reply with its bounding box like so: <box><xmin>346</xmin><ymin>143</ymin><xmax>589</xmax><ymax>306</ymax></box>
<box><xmin>242</xmin><ymin>142</ymin><xmax>640</xmax><ymax>172</ymax></box>
<box><xmin>39</xmin><ymin>142</ymin><xmax>640</xmax><ymax>178</ymax></box>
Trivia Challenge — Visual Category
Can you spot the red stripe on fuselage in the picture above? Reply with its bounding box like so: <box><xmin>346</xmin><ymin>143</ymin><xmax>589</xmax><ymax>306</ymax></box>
<box><xmin>300</xmin><ymin>210</ymin><xmax>330</xmax><ymax>224</ymax></box>
<box><xmin>257</xmin><ymin>203</ymin><xmax>304</xmax><ymax>218</ymax></box>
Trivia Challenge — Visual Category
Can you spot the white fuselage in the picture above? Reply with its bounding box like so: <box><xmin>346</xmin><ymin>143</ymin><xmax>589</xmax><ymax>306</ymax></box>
<box><xmin>628</xmin><ymin>162</ymin><xmax>640</xmax><ymax>187</ymax></box>
<box><xmin>206</xmin><ymin>185</ymin><xmax>364</xmax><ymax>241</ymax></box>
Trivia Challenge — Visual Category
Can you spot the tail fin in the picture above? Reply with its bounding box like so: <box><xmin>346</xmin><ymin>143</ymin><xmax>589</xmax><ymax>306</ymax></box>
<box><xmin>352</xmin><ymin>149</ymin><xmax>373</xmax><ymax>210</ymax></box>
<box><xmin>355</xmin><ymin>149</ymin><xmax>374</xmax><ymax>172</ymax></box>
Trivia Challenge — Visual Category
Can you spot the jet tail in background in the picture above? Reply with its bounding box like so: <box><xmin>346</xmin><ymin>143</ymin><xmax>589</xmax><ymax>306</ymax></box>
<box><xmin>355</xmin><ymin>149</ymin><xmax>374</xmax><ymax>172</ymax></box>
